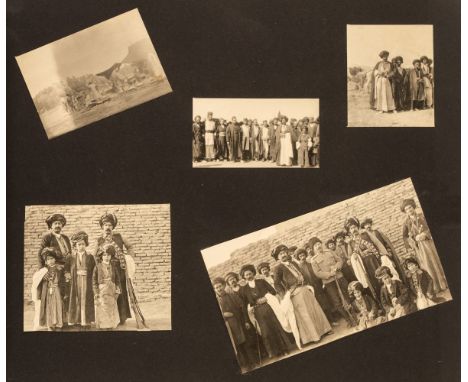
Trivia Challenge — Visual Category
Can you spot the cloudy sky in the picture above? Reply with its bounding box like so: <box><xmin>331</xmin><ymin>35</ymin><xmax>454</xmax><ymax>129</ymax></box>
<box><xmin>347</xmin><ymin>25</ymin><xmax>434</xmax><ymax>68</ymax></box>
<box><xmin>193</xmin><ymin>98</ymin><xmax>319</xmax><ymax>122</ymax></box>
<box><xmin>16</xmin><ymin>9</ymin><xmax>157</xmax><ymax>97</ymax></box>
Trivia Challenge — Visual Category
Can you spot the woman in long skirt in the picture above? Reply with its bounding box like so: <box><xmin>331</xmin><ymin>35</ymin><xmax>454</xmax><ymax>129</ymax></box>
<box><xmin>401</xmin><ymin>198</ymin><xmax>447</xmax><ymax>293</ymax></box>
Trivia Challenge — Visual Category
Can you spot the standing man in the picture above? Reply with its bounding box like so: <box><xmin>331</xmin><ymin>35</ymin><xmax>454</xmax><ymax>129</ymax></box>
<box><xmin>373</xmin><ymin>50</ymin><xmax>395</xmax><ymax>113</ymax></box>
<box><xmin>94</xmin><ymin>212</ymin><xmax>146</xmax><ymax>328</ymax></box>
<box><xmin>216</xmin><ymin>118</ymin><xmax>228</xmax><ymax>161</ymax></box>
<box><xmin>192</xmin><ymin>115</ymin><xmax>203</xmax><ymax>162</ymax></box>
<box><xmin>391</xmin><ymin>56</ymin><xmax>408</xmax><ymax>111</ymax></box>
<box><xmin>204</xmin><ymin>112</ymin><xmax>216</xmax><ymax>161</ymax></box>
<box><xmin>37</xmin><ymin>213</ymin><xmax>71</xmax><ymax>268</ymax></box>
<box><xmin>259</xmin><ymin>120</ymin><xmax>270</xmax><ymax>161</ymax></box>
<box><xmin>241</xmin><ymin>119</ymin><xmax>251</xmax><ymax>161</ymax></box>
<box><xmin>268</xmin><ymin>119</ymin><xmax>278</xmax><ymax>162</ymax></box>
<box><xmin>406</xmin><ymin>59</ymin><xmax>426</xmax><ymax>111</ymax></box>
<box><xmin>226</xmin><ymin>117</ymin><xmax>242</xmax><ymax>162</ymax></box>
<box><xmin>420</xmin><ymin>56</ymin><xmax>434</xmax><ymax>108</ymax></box>
<box><xmin>334</xmin><ymin>231</ymin><xmax>356</xmax><ymax>282</ymax></box>
<box><xmin>250</xmin><ymin>120</ymin><xmax>261</xmax><ymax>161</ymax></box>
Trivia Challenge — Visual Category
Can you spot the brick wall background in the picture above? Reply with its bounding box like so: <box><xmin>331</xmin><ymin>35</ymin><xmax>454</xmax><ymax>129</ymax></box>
<box><xmin>207</xmin><ymin>178</ymin><xmax>431</xmax><ymax>279</ymax></box>
<box><xmin>24</xmin><ymin>204</ymin><xmax>171</xmax><ymax>303</ymax></box>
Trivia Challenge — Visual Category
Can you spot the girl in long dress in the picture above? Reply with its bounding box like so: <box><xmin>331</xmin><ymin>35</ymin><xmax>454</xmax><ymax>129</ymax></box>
<box><xmin>39</xmin><ymin>248</ymin><xmax>66</xmax><ymax>331</ymax></box>
<box><xmin>93</xmin><ymin>244</ymin><xmax>121</xmax><ymax>330</ymax></box>
<box><xmin>401</xmin><ymin>198</ymin><xmax>447</xmax><ymax>293</ymax></box>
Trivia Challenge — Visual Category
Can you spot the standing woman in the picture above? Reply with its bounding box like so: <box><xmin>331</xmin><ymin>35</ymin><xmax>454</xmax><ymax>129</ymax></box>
<box><xmin>273</xmin><ymin>245</ymin><xmax>332</xmax><ymax>345</ymax></box>
<box><xmin>239</xmin><ymin>264</ymin><xmax>290</xmax><ymax>359</ymax></box>
<box><xmin>401</xmin><ymin>198</ymin><xmax>448</xmax><ymax>294</ymax></box>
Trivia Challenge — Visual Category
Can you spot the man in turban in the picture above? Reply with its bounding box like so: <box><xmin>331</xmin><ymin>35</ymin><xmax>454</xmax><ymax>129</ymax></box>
<box><xmin>37</xmin><ymin>213</ymin><xmax>71</xmax><ymax>269</ymax></box>
<box><xmin>406</xmin><ymin>59</ymin><xmax>426</xmax><ymax>111</ymax></box>
<box><xmin>94</xmin><ymin>212</ymin><xmax>144</xmax><ymax>327</ymax></box>
<box><xmin>371</xmin><ymin>50</ymin><xmax>396</xmax><ymax>113</ymax></box>
<box><xmin>204</xmin><ymin>112</ymin><xmax>216</xmax><ymax>161</ymax></box>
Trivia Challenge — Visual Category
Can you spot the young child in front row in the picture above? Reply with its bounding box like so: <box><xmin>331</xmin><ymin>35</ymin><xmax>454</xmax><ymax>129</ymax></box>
<box><xmin>310</xmin><ymin>136</ymin><xmax>320</xmax><ymax>167</ymax></box>
<box><xmin>348</xmin><ymin>281</ymin><xmax>385</xmax><ymax>331</ymax></box>
<box><xmin>38</xmin><ymin>247</ymin><xmax>66</xmax><ymax>331</ymax></box>
<box><xmin>93</xmin><ymin>244</ymin><xmax>121</xmax><ymax>330</ymax></box>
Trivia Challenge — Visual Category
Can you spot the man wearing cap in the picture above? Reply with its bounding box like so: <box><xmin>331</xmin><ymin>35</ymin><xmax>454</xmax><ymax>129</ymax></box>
<box><xmin>204</xmin><ymin>112</ymin><xmax>216</xmax><ymax>161</ymax></box>
<box><xmin>259</xmin><ymin>121</ymin><xmax>270</xmax><ymax>161</ymax></box>
<box><xmin>37</xmin><ymin>213</ymin><xmax>71</xmax><ymax>269</ymax></box>
<box><xmin>226</xmin><ymin>117</ymin><xmax>242</xmax><ymax>162</ymax></box>
<box><xmin>192</xmin><ymin>115</ymin><xmax>203</xmax><ymax>162</ymax></box>
<box><xmin>215</xmin><ymin>118</ymin><xmax>228</xmax><ymax>161</ymax></box>
<box><xmin>391</xmin><ymin>56</ymin><xmax>408</xmax><ymax>111</ymax></box>
<box><xmin>257</xmin><ymin>262</ymin><xmax>275</xmax><ymax>290</ymax></box>
<box><xmin>309</xmin><ymin>238</ymin><xmax>355</xmax><ymax>328</ymax></box>
<box><xmin>94</xmin><ymin>213</ymin><xmax>134</xmax><ymax>325</ymax></box>
<box><xmin>241</xmin><ymin>119</ymin><xmax>251</xmax><ymax>161</ymax></box>
<box><xmin>360</xmin><ymin>218</ymin><xmax>406</xmax><ymax>284</ymax></box>
<box><xmin>268</xmin><ymin>119</ymin><xmax>278</xmax><ymax>162</ymax></box>
<box><xmin>406</xmin><ymin>59</ymin><xmax>425</xmax><ymax>111</ymax></box>
<box><xmin>334</xmin><ymin>231</ymin><xmax>357</xmax><ymax>282</ymax></box>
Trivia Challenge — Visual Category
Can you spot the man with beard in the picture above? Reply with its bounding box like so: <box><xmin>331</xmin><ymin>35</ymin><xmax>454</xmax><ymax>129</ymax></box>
<box><xmin>204</xmin><ymin>112</ymin><xmax>216</xmax><ymax>161</ymax></box>
<box><xmin>345</xmin><ymin>217</ymin><xmax>382</xmax><ymax>302</ymax></box>
<box><xmin>94</xmin><ymin>213</ymin><xmax>146</xmax><ymax>328</ymax></box>
<box><xmin>391</xmin><ymin>56</ymin><xmax>408</xmax><ymax>111</ymax></box>
<box><xmin>226</xmin><ymin>117</ymin><xmax>242</xmax><ymax>162</ymax></box>
<box><xmin>37</xmin><ymin>213</ymin><xmax>71</xmax><ymax>269</ymax></box>
<box><xmin>225</xmin><ymin>272</ymin><xmax>263</xmax><ymax>365</ymax></box>
<box><xmin>360</xmin><ymin>218</ymin><xmax>406</xmax><ymax>284</ymax></box>
<box><xmin>406</xmin><ymin>59</ymin><xmax>426</xmax><ymax>111</ymax></box>
<box><xmin>213</xmin><ymin>277</ymin><xmax>255</xmax><ymax>372</ymax></box>
<box><xmin>215</xmin><ymin>118</ymin><xmax>228</xmax><ymax>161</ymax></box>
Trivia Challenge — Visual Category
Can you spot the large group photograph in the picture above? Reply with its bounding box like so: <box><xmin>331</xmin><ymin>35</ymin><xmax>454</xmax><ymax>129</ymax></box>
<box><xmin>24</xmin><ymin>204</ymin><xmax>171</xmax><ymax>332</ymax></box>
<box><xmin>193</xmin><ymin>98</ymin><xmax>320</xmax><ymax>168</ymax></box>
<box><xmin>347</xmin><ymin>25</ymin><xmax>434</xmax><ymax>128</ymax></box>
<box><xmin>15</xmin><ymin>9</ymin><xmax>171</xmax><ymax>139</ymax></box>
<box><xmin>201</xmin><ymin>178</ymin><xmax>451</xmax><ymax>373</ymax></box>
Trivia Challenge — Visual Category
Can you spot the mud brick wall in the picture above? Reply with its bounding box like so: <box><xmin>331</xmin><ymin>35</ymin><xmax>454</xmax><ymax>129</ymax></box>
<box><xmin>208</xmin><ymin>179</ymin><xmax>428</xmax><ymax>279</ymax></box>
<box><xmin>24</xmin><ymin>204</ymin><xmax>171</xmax><ymax>303</ymax></box>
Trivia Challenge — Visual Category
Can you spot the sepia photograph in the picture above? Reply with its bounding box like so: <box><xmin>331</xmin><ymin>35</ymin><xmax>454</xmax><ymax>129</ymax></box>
<box><xmin>347</xmin><ymin>25</ymin><xmax>434</xmax><ymax>127</ymax></box>
<box><xmin>193</xmin><ymin>98</ymin><xmax>320</xmax><ymax>168</ymax></box>
<box><xmin>201</xmin><ymin>178</ymin><xmax>451</xmax><ymax>373</ymax></box>
<box><xmin>24</xmin><ymin>204</ymin><xmax>171</xmax><ymax>332</ymax></box>
<box><xmin>16</xmin><ymin>9</ymin><xmax>172</xmax><ymax>139</ymax></box>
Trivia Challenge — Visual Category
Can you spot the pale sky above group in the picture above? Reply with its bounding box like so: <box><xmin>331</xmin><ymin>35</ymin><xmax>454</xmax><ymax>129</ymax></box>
<box><xmin>347</xmin><ymin>25</ymin><xmax>434</xmax><ymax>68</ymax></box>
<box><xmin>193</xmin><ymin>98</ymin><xmax>320</xmax><ymax>122</ymax></box>
<box><xmin>16</xmin><ymin>9</ymin><xmax>158</xmax><ymax>97</ymax></box>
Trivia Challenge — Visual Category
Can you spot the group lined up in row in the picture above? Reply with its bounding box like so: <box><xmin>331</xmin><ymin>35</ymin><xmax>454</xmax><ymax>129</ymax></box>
<box><xmin>212</xmin><ymin>198</ymin><xmax>448</xmax><ymax>371</ymax></box>
<box><xmin>371</xmin><ymin>52</ymin><xmax>434</xmax><ymax>112</ymax></box>
<box><xmin>31</xmin><ymin>213</ymin><xmax>146</xmax><ymax>331</ymax></box>
<box><xmin>193</xmin><ymin>112</ymin><xmax>320</xmax><ymax>167</ymax></box>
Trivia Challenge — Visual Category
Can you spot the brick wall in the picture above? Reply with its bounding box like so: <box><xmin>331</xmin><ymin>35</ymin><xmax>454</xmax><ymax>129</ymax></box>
<box><xmin>24</xmin><ymin>204</ymin><xmax>171</xmax><ymax>303</ymax></box>
<box><xmin>207</xmin><ymin>178</ymin><xmax>430</xmax><ymax>279</ymax></box>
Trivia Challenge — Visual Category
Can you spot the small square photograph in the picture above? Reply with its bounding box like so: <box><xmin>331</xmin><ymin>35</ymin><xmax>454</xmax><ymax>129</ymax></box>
<box><xmin>347</xmin><ymin>25</ymin><xmax>434</xmax><ymax>127</ymax></box>
<box><xmin>201</xmin><ymin>178</ymin><xmax>451</xmax><ymax>373</ymax></box>
<box><xmin>192</xmin><ymin>98</ymin><xmax>320</xmax><ymax>168</ymax></box>
<box><xmin>24</xmin><ymin>204</ymin><xmax>171</xmax><ymax>332</ymax></box>
<box><xmin>16</xmin><ymin>9</ymin><xmax>172</xmax><ymax>139</ymax></box>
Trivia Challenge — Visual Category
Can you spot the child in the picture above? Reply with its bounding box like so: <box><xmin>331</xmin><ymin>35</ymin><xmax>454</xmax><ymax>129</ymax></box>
<box><xmin>39</xmin><ymin>248</ymin><xmax>66</xmax><ymax>331</ymax></box>
<box><xmin>404</xmin><ymin>258</ymin><xmax>445</xmax><ymax>311</ymax></box>
<box><xmin>65</xmin><ymin>231</ymin><xmax>96</xmax><ymax>330</ymax></box>
<box><xmin>93</xmin><ymin>244</ymin><xmax>121</xmax><ymax>330</ymax></box>
<box><xmin>375</xmin><ymin>266</ymin><xmax>416</xmax><ymax>321</ymax></box>
<box><xmin>311</xmin><ymin>136</ymin><xmax>320</xmax><ymax>167</ymax></box>
<box><xmin>296</xmin><ymin>127</ymin><xmax>311</xmax><ymax>168</ymax></box>
<box><xmin>348</xmin><ymin>281</ymin><xmax>385</xmax><ymax>331</ymax></box>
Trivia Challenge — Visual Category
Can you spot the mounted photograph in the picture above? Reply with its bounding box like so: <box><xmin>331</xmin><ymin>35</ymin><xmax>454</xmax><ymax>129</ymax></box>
<box><xmin>347</xmin><ymin>25</ymin><xmax>434</xmax><ymax>127</ymax></box>
<box><xmin>201</xmin><ymin>178</ymin><xmax>451</xmax><ymax>373</ymax></box>
<box><xmin>193</xmin><ymin>98</ymin><xmax>320</xmax><ymax>168</ymax></box>
<box><xmin>24</xmin><ymin>204</ymin><xmax>171</xmax><ymax>332</ymax></box>
<box><xmin>16</xmin><ymin>9</ymin><xmax>172</xmax><ymax>139</ymax></box>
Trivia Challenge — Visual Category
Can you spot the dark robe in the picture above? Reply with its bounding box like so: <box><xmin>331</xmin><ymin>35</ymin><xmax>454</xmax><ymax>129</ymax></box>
<box><xmin>297</xmin><ymin>261</ymin><xmax>332</xmax><ymax>316</ymax></box>
<box><xmin>94</xmin><ymin>233</ymin><xmax>132</xmax><ymax>323</ymax></box>
<box><xmin>268</xmin><ymin>124</ymin><xmax>277</xmax><ymax>161</ymax></box>
<box><xmin>192</xmin><ymin>122</ymin><xmax>203</xmax><ymax>161</ymax></box>
<box><xmin>250</xmin><ymin>125</ymin><xmax>261</xmax><ymax>160</ymax></box>
<box><xmin>406</xmin><ymin>269</ymin><xmax>444</xmax><ymax>303</ymax></box>
<box><xmin>351</xmin><ymin>294</ymin><xmax>379</xmax><ymax>317</ymax></box>
<box><xmin>406</xmin><ymin>68</ymin><xmax>425</xmax><ymax>102</ymax></box>
<box><xmin>391</xmin><ymin>66</ymin><xmax>408</xmax><ymax>110</ymax></box>
<box><xmin>39</xmin><ymin>266</ymin><xmax>67</xmax><ymax>327</ymax></box>
<box><xmin>37</xmin><ymin>232</ymin><xmax>71</xmax><ymax>268</ymax></box>
<box><xmin>273</xmin><ymin>261</ymin><xmax>304</xmax><ymax>297</ymax></box>
<box><xmin>215</xmin><ymin>123</ymin><xmax>228</xmax><ymax>160</ymax></box>
<box><xmin>379</xmin><ymin>279</ymin><xmax>416</xmax><ymax>315</ymax></box>
<box><xmin>65</xmin><ymin>252</ymin><xmax>96</xmax><ymax>325</ymax></box>
<box><xmin>241</xmin><ymin>279</ymin><xmax>290</xmax><ymax>358</ymax></box>
<box><xmin>218</xmin><ymin>292</ymin><xmax>246</xmax><ymax>346</ymax></box>
<box><xmin>226</xmin><ymin>122</ymin><xmax>242</xmax><ymax>161</ymax></box>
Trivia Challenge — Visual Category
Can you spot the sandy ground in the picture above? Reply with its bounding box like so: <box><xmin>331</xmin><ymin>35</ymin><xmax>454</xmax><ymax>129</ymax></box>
<box><xmin>347</xmin><ymin>89</ymin><xmax>435</xmax><ymax>128</ymax></box>
<box><xmin>193</xmin><ymin>159</ymin><xmax>319</xmax><ymax>169</ymax></box>
<box><xmin>40</xmin><ymin>80</ymin><xmax>172</xmax><ymax>139</ymax></box>
<box><xmin>24</xmin><ymin>298</ymin><xmax>171</xmax><ymax>332</ymax></box>
<box><xmin>244</xmin><ymin>288</ymin><xmax>452</xmax><ymax>373</ymax></box>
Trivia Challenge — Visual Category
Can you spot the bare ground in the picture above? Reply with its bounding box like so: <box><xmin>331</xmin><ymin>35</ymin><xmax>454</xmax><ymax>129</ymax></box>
<box><xmin>347</xmin><ymin>89</ymin><xmax>434</xmax><ymax>128</ymax></box>
<box><xmin>193</xmin><ymin>160</ymin><xmax>319</xmax><ymax>169</ymax></box>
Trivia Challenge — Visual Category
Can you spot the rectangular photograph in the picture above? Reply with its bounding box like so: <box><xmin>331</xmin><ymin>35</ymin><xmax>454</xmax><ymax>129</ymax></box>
<box><xmin>347</xmin><ymin>25</ymin><xmax>434</xmax><ymax>127</ymax></box>
<box><xmin>16</xmin><ymin>9</ymin><xmax>172</xmax><ymax>139</ymax></box>
<box><xmin>201</xmin><ymin>178</ymin><xmax>451</xmax><ymax>373</ymax></box>
<box><xmin>24</xmin><ymin>204</ymin><xmax>171</xmax><ymax>331</ymax></box>
<box><xmin>192</xmin><ymin>98</ymin><xmax>320</xmax><ymax>168</ymax></box>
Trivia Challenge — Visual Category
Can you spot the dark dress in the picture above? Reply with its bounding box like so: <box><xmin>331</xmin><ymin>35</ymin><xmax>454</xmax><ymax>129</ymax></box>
<box><xmin>37</xmin><ymin>232</ymin><xmax>71</xmax><ymax>268</ymax></box>
<box><xmin>242</xmin><ymin>279</ymin><xmax>289</xmax><ymax>358</ymax></box>
<box><xmin>379</xmin><ymin>279</ymin><xmax>416</xmax><ymax>317</ymax></box>
<box><xmin>39</xmin><ymin>266</ymin><xmax>66</xmax><ymax>328</ymax></box>
<box><xmin>192</xmin><ymin>122</ymin><xmax>203</xmax><ymax>161</ymax></box>
<box><xmin>391</xmin><ymin>66</ymin><xmax>408</xmax><ymax>110</ymax></box>
<box><xmin>226</xmin><ymin>123</ymin><xmax>242</xmax><ymax>161</ymax></box>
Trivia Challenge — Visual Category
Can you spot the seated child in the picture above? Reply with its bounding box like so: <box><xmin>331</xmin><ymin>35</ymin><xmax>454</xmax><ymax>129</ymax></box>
<box><xmin>39</xmin><ymin>247</ymin><xmax>66</xmax><ymax>331</ymax></box>
<box><xmin>375</xmin><ymin>266</ymin><xmax>416</xmax><ymax>321</ymax></box>
<box><xmin>348</xmin><ymin>281</ymin><xmax>385</xmax><ymax>331</ymax></box>
<box><xmin>65</xmin><ymin>231</ymin><xmax>96</xmax><ymax>330</ymax></box>
<box><xmin>93</xmin><ymin>244</ymin><xmax>121</xmax><ymax>330</ymax></box>
<box><xmin>404</xmin><ymin>258</ymin><xmax>445</xmax><ymax>311</ymax></box>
